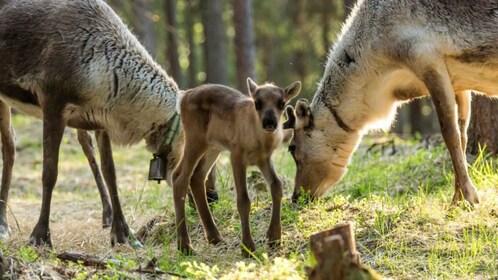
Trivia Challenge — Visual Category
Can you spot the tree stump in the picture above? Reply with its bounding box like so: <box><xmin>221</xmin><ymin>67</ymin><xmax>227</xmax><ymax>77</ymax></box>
<box><xmin>307</xmin><ymin>223</ymin><xmax>381</xmax><ymax>280</ymax></box>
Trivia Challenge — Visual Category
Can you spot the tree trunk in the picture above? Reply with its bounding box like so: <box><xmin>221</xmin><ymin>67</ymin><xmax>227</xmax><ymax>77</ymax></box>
<box><xmin>468</xmin><ymin>94</ymin><xmax>498</xmax><ymax>155</ymax></box>
<box><xmin>201</xmin><ymin>0</ymin><xmax>228</xmax><ymax>84</ymax></box>
<box><xmin>186</xmin><ymin>0</ymin><xmax>198</xmax><ymax>88</ymax></box>
<box><xmin>165</xmin><ymin>0</ymin><xmax>182</xmax><ymax>83</ymax></box>
<box><xmin>321</xmin><ymin>0</ymin><xmax>332</xmax><ymax>53</ymax></box>
<box><xmin>131</xmin><ymin>0</ymin><xmax>156</xmax><ymax>56</ymax></box>
<box><xmin>292</xmin><ymin>0</ymin><xmax>308</xmax><ymax>82</ymax></box>
<box><xmin>233</xmin><ymin>0</ymin><xmax>256</xmax><ymax>92</ymax></box>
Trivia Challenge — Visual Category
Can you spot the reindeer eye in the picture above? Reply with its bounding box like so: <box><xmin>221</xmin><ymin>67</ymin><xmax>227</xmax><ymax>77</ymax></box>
<box><xmin>344</xmin><ymin>51</ymin><xmax>355</xmax><ymax>65</ymax></box>
<box><xmin>254</xmin><ymin>100</ymin><xmax>262</xmax><ymax>111</ymax></box>
<box><xmin>278</xmin><ymin>101</ymin><xmax>285</xmax><ymax>110</ymax></box>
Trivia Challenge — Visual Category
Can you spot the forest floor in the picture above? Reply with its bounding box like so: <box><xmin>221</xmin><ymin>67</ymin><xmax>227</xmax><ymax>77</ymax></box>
<box><xmin>2</xmin><ymin>115</ymin><xmax>498</xmax><ymax>279</ymax></box>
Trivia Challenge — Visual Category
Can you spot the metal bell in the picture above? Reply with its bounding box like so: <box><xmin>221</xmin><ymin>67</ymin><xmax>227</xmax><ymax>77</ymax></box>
<box><xmin>148</xmin><ymin>155</ymin><xmax>166</xmax><ymax>183</ymax></box>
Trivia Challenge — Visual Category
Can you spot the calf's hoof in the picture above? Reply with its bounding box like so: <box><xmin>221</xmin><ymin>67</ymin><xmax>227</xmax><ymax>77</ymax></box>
<box><xmin>28</xmin><ymin>224</ymin><xmax>53</xmax><ymax>247</ymax></box>
<box><xmin>178</xmin><ymin>243</ymin><xmax>195</xmax><ymax>256</ymax></box>
<box><xmin>110</xmin><ymin>220</ymin><xmax>143</xmax><ymax>249</ymax></box>
<box><xmin>267</xmin><ymin>229</ymin><xmax>281</xmax><ymax>249</ymax></box>
<box><xmin>206</xmin><ymin>190</ymin><xmax>219</xmax><ymax>204</ymax></box>
<box><xmin>207</xmin><ymin>234</ymin><xmax>223</xmax><ymax>245</ymax></box>
<box><xmin>241</xmin><ymin>239</ymin><xmax>256</xmax><ymax>258</ymax></box>
<box><xmin>452</xmin><ymin>184</ymin><xmax>480</xmax><ymax>206</ymax></box>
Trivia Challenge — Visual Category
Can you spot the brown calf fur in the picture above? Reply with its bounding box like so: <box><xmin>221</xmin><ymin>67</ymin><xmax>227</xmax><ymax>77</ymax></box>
<box><xmin>173</xmin><ymin>79</ymin><xmax>301</xmax><ymax>256</ymax></box>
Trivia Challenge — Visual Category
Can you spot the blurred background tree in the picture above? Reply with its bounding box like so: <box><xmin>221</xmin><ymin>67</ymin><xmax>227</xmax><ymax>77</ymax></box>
<box><xmin>107</xmin><ymin>0</ymin><xmax>441</xmax><ymax>137</ymax></box>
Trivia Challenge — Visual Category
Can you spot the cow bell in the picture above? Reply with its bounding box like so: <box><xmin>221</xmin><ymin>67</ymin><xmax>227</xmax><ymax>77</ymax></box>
<box><xmin>148</xmin><ymin>155</ymin><xmax>166</xmax><ymax>183</ymax></box>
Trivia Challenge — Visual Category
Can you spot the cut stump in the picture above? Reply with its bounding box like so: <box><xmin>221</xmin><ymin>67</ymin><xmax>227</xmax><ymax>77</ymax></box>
<box><xmin>307</xmin><ymin>223</ymin><xmax>382</xmax><ymax>280</ymax></box>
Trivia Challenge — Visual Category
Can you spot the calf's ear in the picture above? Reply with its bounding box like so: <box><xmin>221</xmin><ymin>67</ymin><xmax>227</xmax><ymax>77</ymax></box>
<box><xmin>283</xmin><ymin>105</ymin><xmax>296</xmax><ymax>129</ymax></box>
<box><xmin>285</xmin><ymin>81</ymin><xmax>302</xmax><ymax>101</ymax></box>
<box><xmin>247</xmin><ymin>78</ymin><xmax>258</xmax><ymax>97</ymax></box>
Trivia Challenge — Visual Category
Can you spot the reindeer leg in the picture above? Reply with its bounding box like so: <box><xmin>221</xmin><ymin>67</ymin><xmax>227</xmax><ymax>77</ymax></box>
<box><xmin>205</xmin><ymin>166</ymin><xmax>219</xmax><ymax>204</ymax></box>
<box><xmin>258</xmin><ymin>159</ymin><xmax>283</xmax><ymax>248</ymax></box>
<box><xmin>189</xmin><ymin>150</ymin><xmax>222</xmax><ymax>245</ymax></box>
<box><xmin>77</xmin><ymin>130</ymin><xmax>112</xmax><ymax>228</ymax></box>
<box><xmin>29</xmin><ymin>105</ymin><xmax>66</xmax><ymax>246</ymax></box>
<box><xmin>456</xmin><ymin>91</ymin><xmax>471</xmax><ymax>155</ymax></box>
<box><xmin>187</xmin><ymin>163</ymin><xmax>218</xmax><ymax>209</ymax></box>
<box><xmin>0</xmin><ymin>102</ymin><xmax>14</xmax><ymax>239</ymax></box>
<box><xmin>423</xmin><ymin>68</ymin><xmax>479</xmax><ymax>205</ymax></box>
<box><xmin>230</xmin><ymin>150</ymin><xmax>255</xmax><ymax>256</ymax></box>
<box><xmin>172</xmin><ymin>140</ymin><xmax>208</xmax><ymax>255</ymax></box>
<box><xmin>95</xmin><ymin>130</ymin><xmax>141</xmax><ymax>248</ymax></box>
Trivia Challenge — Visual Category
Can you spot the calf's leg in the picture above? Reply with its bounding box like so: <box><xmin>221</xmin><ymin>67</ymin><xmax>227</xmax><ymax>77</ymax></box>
<box><xmin>0</xmin><ymin>102</ymin><xmax>14</xmax><ymax>239</ymax></box>
<box><xmin>77</xmin><ymin>130</ymin><xmax>112</xmax><ymax>228</ymax></box>
<box><xmin>258</xmin><ymin>159</ymin><xmax>283</xmax><ymax>248</ymax></box>
<box><xmin>189</xmin><ymin>150</ymin><xmax>222</xmax><ymax>244</ymax></box>
<box><xmin>230</xmin><ymin>150</ymin><xmax>255</xmax><ymax>256</ymax></box>
<box><xmin>172</xmin><ymin>140</ymin><xmax>208</xmax><ymax>255</ymax></box>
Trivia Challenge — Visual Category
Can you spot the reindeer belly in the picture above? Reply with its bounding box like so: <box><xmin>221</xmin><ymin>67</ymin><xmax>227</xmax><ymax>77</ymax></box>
<box><xmin>446</xmin><ymin>58</ymin><xmax>498</xmax><ymax>95</ymax></box>
<box><xmin>0</xmin><ymin>85</ymin><xmax>43</xmax><ymax>118</ymax></box>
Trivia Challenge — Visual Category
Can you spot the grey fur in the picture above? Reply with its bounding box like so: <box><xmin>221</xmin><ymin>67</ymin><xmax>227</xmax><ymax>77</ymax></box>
<box><xmin>292</xmin><ymin>0</ymin><xmax>498</xmax><ymax>204</ymax></box>
<box><xmin>0</xmin><ymin>0</ymin><xmax>183</xmax><ymax>247</ymax></box>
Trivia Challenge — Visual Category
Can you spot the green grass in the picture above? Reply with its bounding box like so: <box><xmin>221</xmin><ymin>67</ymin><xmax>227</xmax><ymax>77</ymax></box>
<box><xmin>3</xmin><ymin>116</ymin><xmax>498</xmax><ymax>279</ymax></box>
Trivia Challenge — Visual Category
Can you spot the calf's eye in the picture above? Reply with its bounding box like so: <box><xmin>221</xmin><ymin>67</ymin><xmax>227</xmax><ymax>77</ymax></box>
<box><xmin>255</xmin><ymin>100</ymin><xmax>262</xmax><ymax>110</ymax></box>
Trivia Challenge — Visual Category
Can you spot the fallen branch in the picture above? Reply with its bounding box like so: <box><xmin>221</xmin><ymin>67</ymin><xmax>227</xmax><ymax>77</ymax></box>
<box><xmin>56</xmin><ymin>252</ymin><xmax>185</xmax><ymax>278</ymax></box>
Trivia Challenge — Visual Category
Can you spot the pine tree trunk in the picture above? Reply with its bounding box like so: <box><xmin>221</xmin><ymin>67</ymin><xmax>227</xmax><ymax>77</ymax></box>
<box><xmin>165</xmin><ymin>0</ymin><xmax>182</xmax><ymax>84</ymax></box>
<box><xmin>201</xmin><ymin>0</ymin><xmax>228</xmax><ymax>84</ymax></box>
<box><xmin>186</xmin><ymin>0</ymin><xmax>198</xmax><ymax>88</ymax></box>
<box><xmin>131</xmin><ymin>0</ymin><xmax>156</xmax><ymax>56</ymax></box>
<box><xmin>292</xmin><ymin>0</ymin><xmax>308</xmax><ymax>82</ymax></box>
<box><xmin>468</xmin><ymin>94</ymin><xmax>498</xmax><ymax>155</ymax></box>
<box><xmin>233</xmin><ymin>0</ymin><xmax>256</xmax><ymax>92</ymax></box>
<box><xmin>321</xmin><ymin>0</ymin><xmax>332</xmax><ymax>53</ymax></box>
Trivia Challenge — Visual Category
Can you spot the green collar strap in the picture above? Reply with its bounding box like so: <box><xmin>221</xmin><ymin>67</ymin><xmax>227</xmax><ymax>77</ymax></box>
<box><xmin>158</xmin><ymin>111</ymin><xmax>180</xmax><ymax>153</ymax></box>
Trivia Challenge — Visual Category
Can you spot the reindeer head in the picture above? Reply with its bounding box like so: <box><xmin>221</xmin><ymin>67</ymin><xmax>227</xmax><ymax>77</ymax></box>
<box><xmin>247</xmin><ymin>78</ymin><xmax>301</xmax><ymax>132</ymax></box>
<box><xmin>287</xmin><ymin>0</ymin><xmax>418</xmax><ymax>202</ymax></box>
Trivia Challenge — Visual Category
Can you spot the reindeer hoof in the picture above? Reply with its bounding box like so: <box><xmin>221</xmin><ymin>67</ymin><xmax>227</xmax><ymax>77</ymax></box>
<box><xmin>110</xmin><ymin>221</ymin><xmax>143</xmax><ymax>249</ymax></box>
<box><xmin>241</xmin><ymin>240</ymin><xmax>256</xmax><ymax>258</ymax></box>
<box><xmin>28</xmin><ymin>224</ymin><xmax>53</xmax><ymax>247</ymax></box>
<box><xmin>207</xmin><ymin>234</ymin><xmax>223</xmax><ymax>245</ymax></box>
<box><xmin>179</xmin><ymin>244</ymin><xmax>195</xmax><ymax>256</ymax></box>
<box><xmin>452</xmin><ymin>183</ymin><xmax>480</xmax><ymax>206</ymax></box>
<box><xmin>0</xmin><ymin>222</ymin><xmax>10</xmax><ymax>240</ymax></box>
<box><xmin>206</xmin><ymin>190</ymin><xmax>219</xmax><ymax>204</ymax></box>
<box><xmin>267</xmin><ymin>230</ymin><xmax>281</xmax><ymax>249</ymax></box>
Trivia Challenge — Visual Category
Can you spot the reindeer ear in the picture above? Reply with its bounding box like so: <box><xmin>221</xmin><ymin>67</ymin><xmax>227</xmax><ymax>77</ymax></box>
<box><xmin>283</xmin><ymin>105</ymin><xmax>296</xmax><ymax>129</ymax></box>
<box><xmin>295</xmin><ymin>99</ymin><xmax>313</xmax><ymax>129</ymax></box>
<box><xmin>247</xmin><ymin>78</ymin><xmax>258</xmax><ymax>97</ymax></box>
<box><xmin>285</xmin><ymin>81</ymin><xmax>302</xmax><ymax>101</ymax></box>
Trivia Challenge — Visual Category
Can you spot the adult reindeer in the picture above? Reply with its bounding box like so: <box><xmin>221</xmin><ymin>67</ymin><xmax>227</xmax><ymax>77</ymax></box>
<box><xmin>0</xmin><ymin>0</ymin><xmax>218</xmax><ymax>247</ymax></box>
<box><xmin>288</xmin><ymin>0</ymin><xmax>498</xmax><ymax>205</ymax></box>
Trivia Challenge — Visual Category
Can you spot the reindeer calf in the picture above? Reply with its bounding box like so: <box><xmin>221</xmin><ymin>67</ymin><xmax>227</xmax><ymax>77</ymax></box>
<box><xmin>173</xmin><ymin>79</ymin><xmax>301</xmax><ymax>256</ymax></box>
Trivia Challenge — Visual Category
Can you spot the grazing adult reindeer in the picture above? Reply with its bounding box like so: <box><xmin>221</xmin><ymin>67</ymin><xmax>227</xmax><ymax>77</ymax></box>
<box><xmin>173</xmin><ymin>79</ymin><xmax>301</xmax><ymax>255</ymax></box>
<box><xmin>0</xmin><ymin>0</ymin><xmax>209</xmax><ymax>247</ymax></box>
<box><xmin>288</xmin><ymin>0</ymin><xmax>498</xmax><ymax>205</ymax></box>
